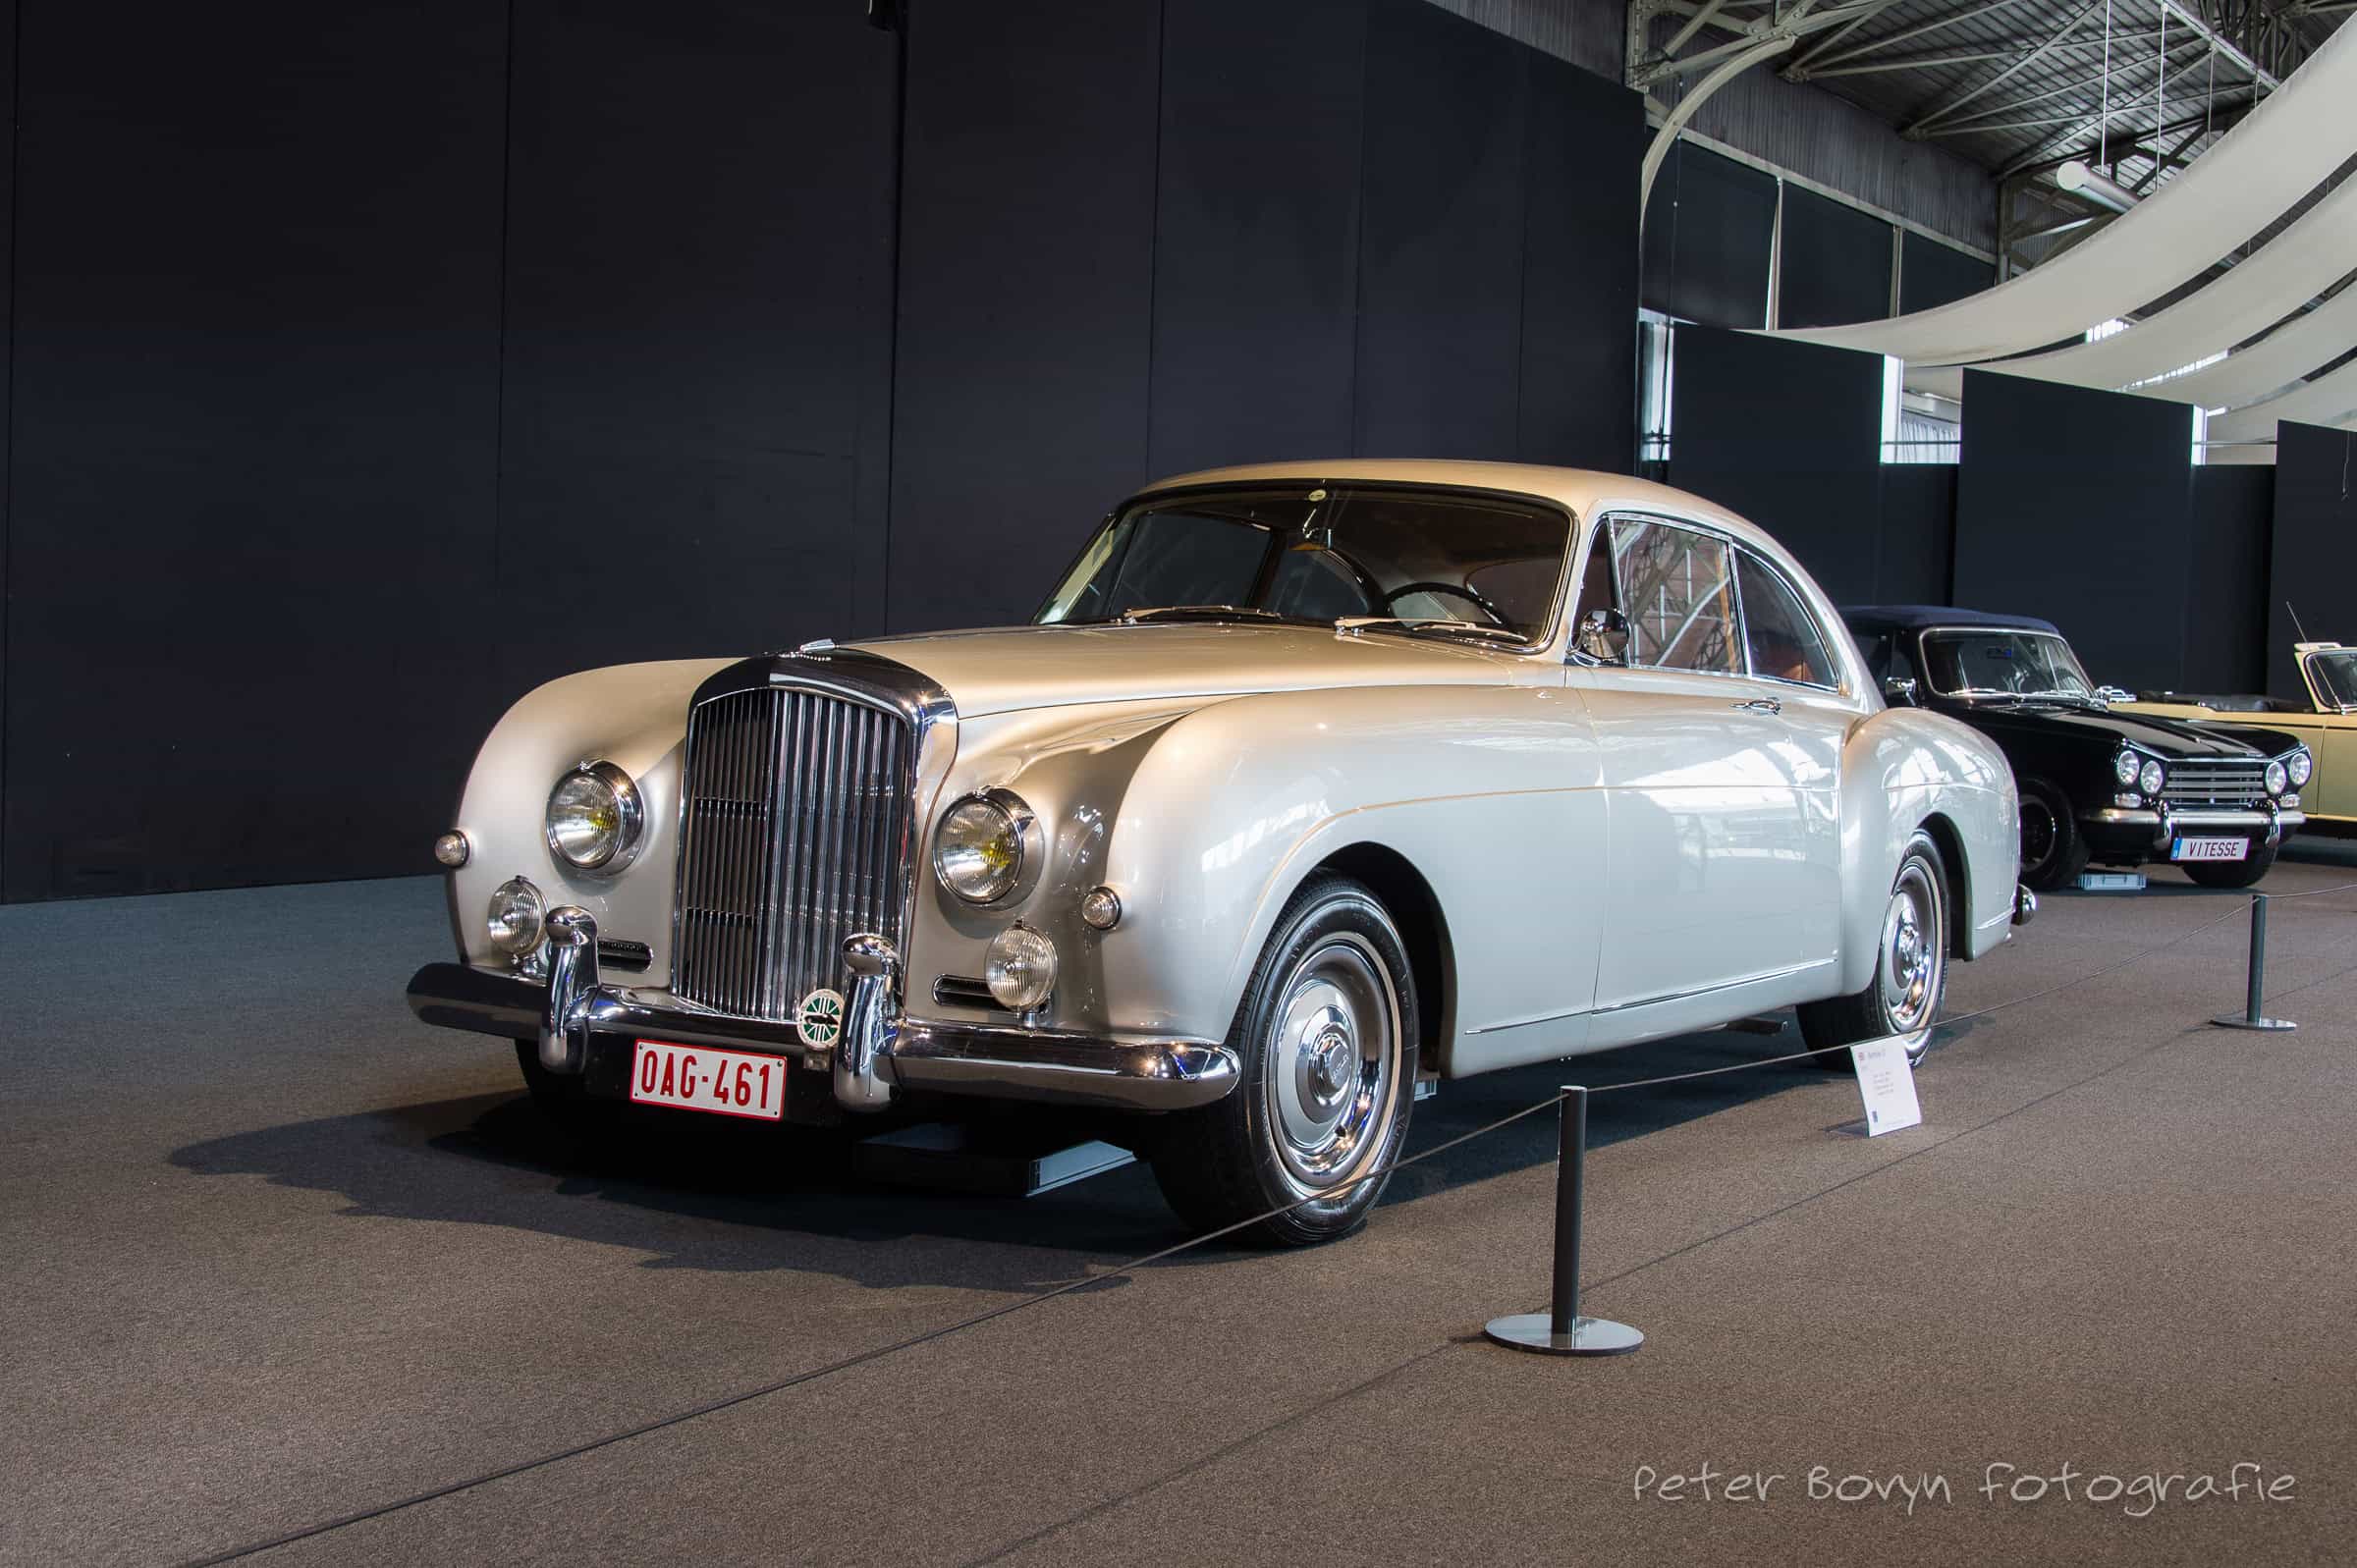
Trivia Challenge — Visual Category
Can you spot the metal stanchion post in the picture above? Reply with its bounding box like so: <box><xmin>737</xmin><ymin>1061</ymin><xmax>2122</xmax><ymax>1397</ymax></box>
<box><xmin>1484</xmin><ymin>1086</ymin><xmax>1643</xmax><ymax>1356</ymax></box>
<box><xmin>2213</xmin><ymin>892</ymin><xmax>2295</xmax><ymax>1031</ymax></box>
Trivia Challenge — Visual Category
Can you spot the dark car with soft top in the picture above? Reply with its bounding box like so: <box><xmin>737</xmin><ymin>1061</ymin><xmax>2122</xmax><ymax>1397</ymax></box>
<box><xmin>1844</xmin><ymin>607</ymin><xmax>2310</xmax><ymax>891</ymax></box>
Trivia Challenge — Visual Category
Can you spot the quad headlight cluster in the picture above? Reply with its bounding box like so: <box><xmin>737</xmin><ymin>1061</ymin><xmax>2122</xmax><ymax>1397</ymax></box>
<box><xmin>2114</xmin><ymin>749</ymin><xmax>2167</xmax><ymax>797</ymax></box>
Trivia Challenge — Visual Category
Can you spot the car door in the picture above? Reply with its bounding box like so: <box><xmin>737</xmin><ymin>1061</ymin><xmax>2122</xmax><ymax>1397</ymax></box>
<box><xmin>1565</xmin><ymin>514</ymin><xmax>1837</xmax><ymax>1011</ymax></box>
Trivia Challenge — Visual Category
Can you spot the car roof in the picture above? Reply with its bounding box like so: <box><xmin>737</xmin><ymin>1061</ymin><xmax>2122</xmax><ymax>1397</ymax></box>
<box><xmin>1841</xmin><ymin>604</ymin><xmax>2062</xmax><ymax>637</ymax></box>
<box><xmin>1136</xmin><ymin>460</ymin><xmax>1778</xmax><ymax>551</ymax></box>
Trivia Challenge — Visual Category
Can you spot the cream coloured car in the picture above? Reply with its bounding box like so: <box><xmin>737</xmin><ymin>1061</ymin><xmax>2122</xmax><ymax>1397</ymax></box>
<box><xmin>408</xmin><ymin>460</ymin><xmax>2028</xmax><ymax>1244</ymax></box>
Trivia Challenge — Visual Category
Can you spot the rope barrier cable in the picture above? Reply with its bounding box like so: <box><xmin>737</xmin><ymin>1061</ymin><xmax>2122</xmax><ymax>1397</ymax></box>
<box><xmin>175</xmin><ymin>880</ymin><xmax>2349</xmax><ymax>1564</ymax></box>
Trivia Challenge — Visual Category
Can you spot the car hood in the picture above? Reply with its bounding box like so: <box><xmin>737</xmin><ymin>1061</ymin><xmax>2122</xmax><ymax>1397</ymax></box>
<box><xmin>842</xmin><ymin>622</ymin><xmax>1516</xmax><ymax>717</ymax></box>
<box><xmin>1946</xmin><ymin>700</ymin><xmax>2275</xmax><ymax>758</ymax></box>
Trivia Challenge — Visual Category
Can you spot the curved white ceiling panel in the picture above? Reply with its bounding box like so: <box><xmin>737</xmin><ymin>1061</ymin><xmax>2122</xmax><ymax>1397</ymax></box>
<box><xmin>2208</xmin><ymin>355</ymin><xmax>2357</xmax><ymax>445</ymax></box>
<box><xmin>1975</xmin><ymin>177</ymin><xmax>2357</xmax><ymax>394</ymax></box>
<box><xmin>2161</xmin><ymin>282</ymin><xmax>2357</xmax><ymax>411</ymax></box>
<box><xmin>1770</xmin><ymin>23</ymin><xmax>2357</xmax><ymax>366</ymax></box>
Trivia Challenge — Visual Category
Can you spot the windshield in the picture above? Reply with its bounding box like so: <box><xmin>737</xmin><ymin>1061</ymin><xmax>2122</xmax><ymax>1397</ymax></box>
<box><xmin>2307</xmin><ymin>650</ymin><xmax>2357</xmax><ymax>710</ymax></box>
<box><xmin>1920</xmin><ymin>628</ymin><xmax>2095</xmax><ymax>699</ymax></box>
<box><xmin>1035</xmin><ymin>486</ymin><xmax>1572</xmax><ymax>645</ymax></box>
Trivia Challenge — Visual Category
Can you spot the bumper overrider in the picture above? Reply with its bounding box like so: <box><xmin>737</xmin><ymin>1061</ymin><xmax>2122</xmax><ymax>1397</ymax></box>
<box><xmin>406</xmin><ymin>907</ymin><xmax>1238</xmax><ymax>1117</ymax></box>
<box><xmin>2081</xmin><ymin>801</ymin><xmax>2305</xmax><ymax>857</ymax></box>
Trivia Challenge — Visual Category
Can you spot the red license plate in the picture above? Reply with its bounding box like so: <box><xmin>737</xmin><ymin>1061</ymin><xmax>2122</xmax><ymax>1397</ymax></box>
<box><xmin>629</xmin><ymin>1040</ymin><xmax>787</xmax><ymax>1121</ymax></box>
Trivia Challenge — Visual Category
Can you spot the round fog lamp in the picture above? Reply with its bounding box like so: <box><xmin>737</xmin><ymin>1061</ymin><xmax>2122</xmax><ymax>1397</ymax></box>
<box><xmin>2289</xmin><ymin>749</ymin><xmax>2314</xmax><ymax>786</ymax></box>
<box><xmin>486</xmin><ymin>877</ymin><xmax>545</xmax><ymax>956</ymax></box>
<box><xmin>2266</xmin><ymin>760</ymin><xmax>2289</xmax><ymax>796</ymax></box>
<box><xmin>2138</xmin><ymin>758</ymin><xmax>2165</xmax><ymax>796</ymax></box>
<box><xmin>985</xmin><ymin>923</ymin><xmax>1059</xmax><ymax>1012</ymax></box>
<box><xmin>433</xmin><ymin>831</ymin><xmax>470</xmax><ymax>868</ymax></box>
<box><xmin>2112</xmin><ymin>749</ymin><xmax>2140</xmax><ymax>786</ymax></box>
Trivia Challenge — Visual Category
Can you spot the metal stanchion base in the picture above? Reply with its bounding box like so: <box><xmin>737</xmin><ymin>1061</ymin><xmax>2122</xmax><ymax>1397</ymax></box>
<box><xmin>2211</xmin><ymin>1013</ymin><xmax>2296</xmax><ymax>1031</ymax></box>
<box><xmin>1483</xmin><ymin>1313</ymin><xmax>1644</xmax><ymax>1356</ymax></box>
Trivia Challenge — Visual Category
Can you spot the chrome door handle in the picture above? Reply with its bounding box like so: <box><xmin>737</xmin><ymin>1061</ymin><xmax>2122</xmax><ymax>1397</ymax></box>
<box><xmin>1732</xmin><ymin>697</ymin><xmax>1782</xmax><ymax>715</ymax></box>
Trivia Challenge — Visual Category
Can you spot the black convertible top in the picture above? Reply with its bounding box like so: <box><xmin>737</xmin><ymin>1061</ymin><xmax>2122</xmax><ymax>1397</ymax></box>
<box><xmin>1840</xmin><ymin>604</ymin><xmax>2062</xmax><ymax>637</ymax></box>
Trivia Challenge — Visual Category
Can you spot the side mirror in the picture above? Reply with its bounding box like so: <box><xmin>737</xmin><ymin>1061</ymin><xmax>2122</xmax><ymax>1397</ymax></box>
<box><xmin>1881</xmin><ymin>676</ymin><xmax>1920</xmax><ymax>707</ymax></box>
<box><xmin>1575</xmin><ymin>607</ymin><xmax>1631</xmax><ymax>665</ymax></box>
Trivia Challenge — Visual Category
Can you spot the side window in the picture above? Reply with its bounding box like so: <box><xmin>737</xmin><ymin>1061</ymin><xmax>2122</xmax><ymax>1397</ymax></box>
<box><xmin>1733</xmin><ymin>551</ymin><xmax>1838</xmax><ymax>688</ymax></box>
<box><xmin>1610</xmin><ymin>517</ymin><xmax>1739</xmax><ymax>675</ymax></box>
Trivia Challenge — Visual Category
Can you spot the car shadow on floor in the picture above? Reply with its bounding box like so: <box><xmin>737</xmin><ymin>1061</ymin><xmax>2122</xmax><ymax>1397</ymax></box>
<box><xmin>167</xmin><ymin>1019</ymin><xmax>1851</xmax><ymax>1287</ymax></box>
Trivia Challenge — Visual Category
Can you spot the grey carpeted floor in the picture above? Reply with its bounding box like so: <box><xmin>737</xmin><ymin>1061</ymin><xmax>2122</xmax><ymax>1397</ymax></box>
<box><xmin>4</xmin><ymin>849</ymin><xmax>2355</xmax><ymax>1566</ymax></box>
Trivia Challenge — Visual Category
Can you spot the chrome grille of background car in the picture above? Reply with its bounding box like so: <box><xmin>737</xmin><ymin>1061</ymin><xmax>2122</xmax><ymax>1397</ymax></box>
<box><xmin>672</xmin><ymin>686</ymin><xmax>915</xmax><ymax>1020</ymax></box>
<box><xmin>2159</xmin><ymin>759</ymin><xmax>2269</xmax><ymax>807</ymax></box>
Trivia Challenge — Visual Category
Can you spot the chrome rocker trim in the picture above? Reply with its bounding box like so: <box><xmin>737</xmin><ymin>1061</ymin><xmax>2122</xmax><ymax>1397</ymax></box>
<box><xmin>408</xmin><ymin>917</ymin><xmax>1236</xmax><ymax>1115</ymax></box>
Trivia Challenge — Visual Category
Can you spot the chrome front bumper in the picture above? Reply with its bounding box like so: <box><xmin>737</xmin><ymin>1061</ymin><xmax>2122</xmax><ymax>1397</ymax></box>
<box><xmin>2083</xmin><ymin>803</ymin><xmax>2304</xmax><ymax>851</ymax></box>
<box><xmin>406</xmin><ymin>911</ymin><xmax>1236</xmax><ymax>1116</ymax></box>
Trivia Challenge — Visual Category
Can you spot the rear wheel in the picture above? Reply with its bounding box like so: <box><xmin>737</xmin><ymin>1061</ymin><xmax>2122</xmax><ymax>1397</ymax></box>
<box><xmin>2182</xmin><ymin>838</ymin><xmax>2277</xmax><ymax>889</ymax></box>
<box><xmin>1148</xmin><ymin>876</ymin><xmax>1418</xmax><ymax>1247</ymax></box>
<box><xmin>2017</xmin><ymin>779</ymin><xmax>2088</xmax><ymax>892</ymax></box>
<box><xmin>1799</xmin><ymin>832</ymin><xmax>1948</xmax><ymax>1068</ymax></box>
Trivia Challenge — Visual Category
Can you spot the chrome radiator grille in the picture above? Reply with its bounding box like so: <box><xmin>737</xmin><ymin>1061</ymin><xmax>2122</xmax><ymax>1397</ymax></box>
<box><xmin>2160</xmin><ymin>759</ymin><xmax>2268</xmax><ymax>807</ymax></box>
<box><xmin>673</xmin><ymin>686</ymin><xmax>915</xmax><ymax>1020</ymax></box>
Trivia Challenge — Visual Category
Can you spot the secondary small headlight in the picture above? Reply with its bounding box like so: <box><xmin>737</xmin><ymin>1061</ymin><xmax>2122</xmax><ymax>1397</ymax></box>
<box><xmin>2266</xmin><ymin>760</ymin><xmax>2289</xmax><ymax>796</ymax></box>
<box><xmin>985</xmin><ymin>923</ymin><xmax>1059</xmax><ymax>1011</ymax></box>
<box><xmin>934</xmin><ymin>791</ymin><xmax>1030</xmax><ymax>904</ymax></box>
<box><xmin>2113</xmin><ymin>749</ymin><xmax>2140</xmax><ymax>786</ymax></box>
<box><xmin>2288</xmin><ymin>748</ymin><xmax>2313</xmax><ymax>785</ymax></box>
<box><xmin>433</xmin><ymin>831</ymin><xmax>470</xmax><ymax>868</ymax></box>
<box><xmin>544</xmin><ymin>762</ymin><xmax>644</xmax><ymax>874</ymax></box>
<box><xmin>2139</xmin><ymin>758</ymin><xmax>2166</xmax><ymax>796</ymax></box>
<box><xmin>486</xmin><ymin>877</ymin><xmax>545</xmax><ymax>955</ymax></box>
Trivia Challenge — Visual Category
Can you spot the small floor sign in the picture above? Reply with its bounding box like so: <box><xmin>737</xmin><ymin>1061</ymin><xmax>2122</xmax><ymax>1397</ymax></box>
<box><xmin>1850</xmin><ymin>1039</ymin><xmax>1923</xmax><ymax>1136</ymax></box>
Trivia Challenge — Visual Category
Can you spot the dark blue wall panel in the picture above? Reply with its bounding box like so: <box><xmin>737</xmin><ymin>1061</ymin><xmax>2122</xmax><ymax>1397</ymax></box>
<box><xmin>2268</xmin><ymin>422</ymin><xmax>2357</xmax><ymax>700</ymax></box>
<box><xmin>2186</xmin><ymin>464</ymin><xmax>2272</xmax><ymax>696</ymax></box>
<box><xmin>1900</xmin><ymin>231</ymin><xmax>1993</xmax><ymax>315</ymax></box>
<box><xmin>1956</xmin><ymin>371</ymin><xmax>2195</xmax><ymax>691</ymax></box>
<box><xmin>1642</xmin><ymin>142</ymin><xmax>1777</xmax><ymax>329</ymax></box>
<box><xmin>1779</xmin><ymin>185</ymin><xmax>1892</xmax><ymax>330</ymax></box>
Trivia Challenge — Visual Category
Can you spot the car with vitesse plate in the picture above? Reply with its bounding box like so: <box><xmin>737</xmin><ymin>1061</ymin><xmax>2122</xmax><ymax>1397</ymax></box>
<box><xmin>410</xmin><ymin>462</ymin><xmax>2028</xmax><ymax>1245</ymax></box>
<box><xmin>1844</xmin><ymin>606</ymin><xmax>2309</xmax><ymax>892</ymax></box>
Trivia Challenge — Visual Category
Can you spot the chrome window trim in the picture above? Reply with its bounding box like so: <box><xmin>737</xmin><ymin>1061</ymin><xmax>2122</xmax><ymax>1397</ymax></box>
<box><xmin>667</xmin><ymin>648</ymin><xmax>959</xmax><ymax>1012</ymax></box>
<box><xmin>1597</xmin><ymin>512</ymin><xmax>1745</xmax><ymax>679</ymax></box>
<box><xmin>1728</xmin><ymin>545</ymin><xmax>1842</xmax><ymax>694</ymax></box>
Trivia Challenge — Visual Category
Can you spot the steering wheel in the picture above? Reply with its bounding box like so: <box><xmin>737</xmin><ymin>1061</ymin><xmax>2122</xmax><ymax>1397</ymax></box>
<box><xmin>1378</xmin><ymin>580</ymin><xmax>1509</xmax><ymax>626</ymax></box>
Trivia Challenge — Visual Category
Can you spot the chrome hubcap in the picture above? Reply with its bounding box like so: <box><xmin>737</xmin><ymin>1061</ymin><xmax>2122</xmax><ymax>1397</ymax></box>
<box><xmin>1265</xmin><ymin>934</ymin><xmax>1399</xmax><ymax>1194</ymax></box>
<box><xmin>1879</xmin><ymin>860</ymin><xmax>1945</xmax><ymax>1035</ymax></box>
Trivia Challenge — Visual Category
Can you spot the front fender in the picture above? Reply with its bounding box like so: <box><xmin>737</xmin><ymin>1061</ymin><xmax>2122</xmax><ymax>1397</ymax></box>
<box><xmin>1834</xmin><ymin>707</ymin><xmax>2018</xmax><ymax>993</ymax></box>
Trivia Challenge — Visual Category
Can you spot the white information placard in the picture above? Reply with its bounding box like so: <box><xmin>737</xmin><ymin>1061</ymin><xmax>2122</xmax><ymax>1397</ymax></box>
<box><xmin>1850</xmin><ymin>1039</ymin><xmax>1923</xmax><ymax>1136</ymax></box>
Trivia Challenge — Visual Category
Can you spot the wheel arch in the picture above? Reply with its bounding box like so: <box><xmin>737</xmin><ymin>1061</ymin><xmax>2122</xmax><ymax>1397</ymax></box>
<box><xmin>1310</xmin><ymin>842</ymin><xmax>1456</xmax><ymax>1075</ymax></box>
<box><xmin>1916</xmin><ymin>811</ymin><xmax>1972</xmax><ymax>959</ymax></box>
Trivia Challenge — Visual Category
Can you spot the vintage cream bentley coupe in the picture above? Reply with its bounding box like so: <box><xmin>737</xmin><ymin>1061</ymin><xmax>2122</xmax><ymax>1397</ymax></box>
<box><xmin>409</xmin><ymin>461</ymin><xmax>2028</xmax><ymax>1243</ymax></box>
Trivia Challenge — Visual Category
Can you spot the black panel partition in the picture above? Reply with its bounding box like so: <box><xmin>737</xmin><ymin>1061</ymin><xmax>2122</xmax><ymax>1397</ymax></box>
<box><xmin>887</xmin><ymin>0</ymin><xmax>1162</xmax><ymax>631</ymax></box>
<box><xmin>1900</xmin><ymin>232</ymin><xmax>1994</xmax><ymax>315</ymax></box>
<box><xmin>1147</xmin><ymin>0</ymin><xmax>1366</xmax><ymax>477</ymax></box>
<box><xmin>1778</xmin><ymin>186</ymin><xmax>1893</xmax><ymax>330</ymax></box>
<box><xmin>496</xmin><ymin>0</ymin><xmax>900</xmax><ymax>696</ymax></box>
<box><xmin>1352</xmin><ymin>0</ymin><xmax>1529</xmax><ymax>460</ymax></box>
<box><xmin>1955</xmin><ymin>370</ymin><xmax>2196</xmax><ymax>692</ymax></box>
<box><xmin>2268</xmin><ymin>422</ymin><xmax>2357</xmax><ymax>700</ymax></box>
<box><xmin>1641</xmin><ymin>142</ymin><xmax>1777</xmax><ymax>329</ymax></box>
<box><xmin>1876</xmin><ymin>464</ymin><xmax>1957</xmax><ymax>605</ymax></box>
<box><xmin>1669</xmin><ymin>327</ymin><xmax>1885</xmax><ymax>606</ymax></box>
<box><xmin>3</xmin><ymin>0</ymin><xmax>510</xmax><ymax>898</ymax></box>
<box><xmin>2186</xmin><ymin>465</ymin><xmax>2273</xmax><ymax>696</ymax></box>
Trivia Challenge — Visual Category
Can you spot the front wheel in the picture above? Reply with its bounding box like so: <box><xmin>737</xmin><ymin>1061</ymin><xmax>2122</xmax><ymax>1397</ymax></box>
<box><xmin>2182</xmin><ymin>838</ymin><xmax>2278</xmax><ymax>889</ymax></box>
<box><xmin>2017</xmin><ymin>779</ymin><xmax>2089</xmax><ymax>892</ymax></box>
<box><xmin>1798</xmin><ymin>831</ymin><xmax>1948</xmax><ymax>1068</ymax></box>
<box><xmin>1148</xmin><ymin>876</ymin><xmax>1418</xmax><ymax>1247</ymax></box>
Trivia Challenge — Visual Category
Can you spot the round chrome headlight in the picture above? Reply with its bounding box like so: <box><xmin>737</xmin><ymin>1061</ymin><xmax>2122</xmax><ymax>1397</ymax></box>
<box><xmin>2139</xmin><ymin>758</ymin><xmax>2166</xmax><ymax>796</ymax></box>
<box><xmin>2266</xmin><ymin>759</ymin><xmax>2289</xmax><ymax>796</ymax></box>
<box><xmin>2112</xmin><ymin>749</ymin><xmax>2140</xmax><ymax>786</ymax></box>
<box><xmin>985</xmin><ymin>923</ymin><xmax>1059</xmax><ymax>1011</ymax></box>
<box><xmin>544</xmin><ymin>762</ymin><xmax>644</xmax><ymax>874</ymax></box>
<box><xmin>934</xmin><ymin>791</ymin><xmax>1031</xmax><ymax>904</ymax></box>
<box><xmin>486</xmin><ymin>877</ymin><xmax>545</xmax><ymax>955</ymax></box>
<box><xmin>2288</xmin><ymin>748</ymin><xmax>2314</xmax><ymax>786</ymax></box>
